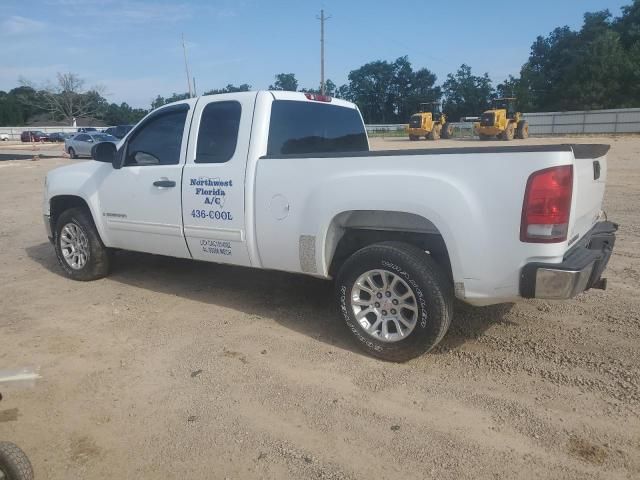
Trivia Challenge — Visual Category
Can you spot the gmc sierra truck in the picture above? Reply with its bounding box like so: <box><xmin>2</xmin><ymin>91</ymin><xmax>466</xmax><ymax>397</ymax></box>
<box><xmin>42</xmin><ymin>91</ymin><xmax>617</xmax><ymax>361</ymax></box>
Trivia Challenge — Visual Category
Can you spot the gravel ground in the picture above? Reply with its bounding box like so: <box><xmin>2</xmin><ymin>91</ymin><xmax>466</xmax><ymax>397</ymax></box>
<box><xmin>0</xmin><ymin>135</ymin><xmax>638</xmax><ymax>479</ymax></box>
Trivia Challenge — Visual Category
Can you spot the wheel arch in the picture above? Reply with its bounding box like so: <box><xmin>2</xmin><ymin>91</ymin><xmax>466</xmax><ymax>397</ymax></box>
<box><xmin>49</xmin><ymin>195</ymin><xmax>107</xmax><ymax>244</ymax></box>
<box><xmin>324</xmin><ymin>210</ymin><xmax>455</xmax><ymax>282</ymax></box>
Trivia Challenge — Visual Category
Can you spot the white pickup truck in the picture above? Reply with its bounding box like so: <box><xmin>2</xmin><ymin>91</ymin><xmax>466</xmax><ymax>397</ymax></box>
<box><xmin>43</xmin><ymin>91</ymin><xmax>617</xmax><ymax>361</ymax></box>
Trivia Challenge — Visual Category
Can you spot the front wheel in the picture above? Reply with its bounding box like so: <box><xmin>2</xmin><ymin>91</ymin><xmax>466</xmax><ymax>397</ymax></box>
<box><xmin>54</xmin><ymin>207</ymin><xmax>111</xmax><ymax>281</ymax></box>
<box><xmin>68</xmin><ymin>147</ymin><xmax>77</xmax><ymax>159</ymax></box>
<box><xmin>516</xmin><ymin>120</ymin><xmax>529</xmax><ymax>139</ymax></box>
<box><xmin>336</xmin><ymin>242</ymin><xmax>453</xmax><ymax>362</ymax></box>
<box><xmin>501</xmin><ymin>123</ymin><xmax>515</xmax><ymax>140</ymax></box>
<box><xmin>427</xmin><ymin>125</ymin><xmax>441</xmax><ymax>140</ymax></box>
<box><xmin>441</xmin><ymin>123</ymin><xmax>453</xmax><ymax>139</ymax></box>
<box><xmin>0</xmin><ymin>442</ymin><xmax>34</xmax><ymax>480</ymax></box>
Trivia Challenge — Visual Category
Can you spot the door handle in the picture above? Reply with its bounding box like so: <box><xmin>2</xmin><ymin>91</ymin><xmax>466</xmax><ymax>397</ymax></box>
<box><xmin>153</xmin><ymin>180</ymin><xmax>176</xmax><ymax>188</ymax></box>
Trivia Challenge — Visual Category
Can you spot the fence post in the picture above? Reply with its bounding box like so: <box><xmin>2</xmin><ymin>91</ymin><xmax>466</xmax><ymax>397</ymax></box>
<box><xmin>614</xmin><ymin>112</ymin><xmax>619</xmax><ymax>133</ymax></box>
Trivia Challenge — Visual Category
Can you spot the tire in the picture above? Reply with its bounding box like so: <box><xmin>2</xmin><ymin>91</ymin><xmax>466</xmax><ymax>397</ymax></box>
<box><xmin>54</xmin><ymin>207</ymin><xmax>111</xmax><ymax>281</ymax></box>
<box><xmin>501</xmin><ymin>123</ymin><xmax>515</xmax><ymax>141</ymax></box>
<box><xmin>441</xmin><ymin>123</ymin><xmax>453</xmax><ymax>139</ymax></box>
<box><xmin>427</xmin><ymin>125</ymin><xmax>441</xmax><ymax>140</ymax></box>
<box><xmin>336</xmin><ymin>242</ymin><xmax>454</xmax><ymax>362</ymax></box>
<box><xmin>68</xmin><ymin>147</ymin><xmax>77</xmax><ymax>159</ymax></box>
<box><xmin>516</xmin><ymin>120</ymin><xmax>529</xmax><ymax>139</ymax></box>
<box><xmin>0</xmin><ymin>442</ymin><xmax>34</xmax><ymax>480</ymax></box>
<box><xmin>478</xmin><ymin>133</ymin><xmax>493</xmax><ymax>140</ymax></box>
<box><xmin>408</xmin><ymin>135</ymin><xmax>417</xmax><ymax>141</ymax></box>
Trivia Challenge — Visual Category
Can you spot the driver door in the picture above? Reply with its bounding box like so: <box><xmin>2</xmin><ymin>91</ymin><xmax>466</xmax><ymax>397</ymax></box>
<box><xmin>74</xmin><ymin>134</ymin><xmax>93</xmax><ymax>156</ymax></box>
<box><xmin>97</xmin><ymin>102</ymin><xmax>194</xmax><ymax>258</ymax></box>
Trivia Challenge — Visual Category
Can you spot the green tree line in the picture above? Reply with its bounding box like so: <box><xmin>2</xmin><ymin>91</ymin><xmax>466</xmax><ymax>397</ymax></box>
<box><xmin>1</xmin><ymin>1</ymin><xmax>639</xmax><ymax>126</ymax></box>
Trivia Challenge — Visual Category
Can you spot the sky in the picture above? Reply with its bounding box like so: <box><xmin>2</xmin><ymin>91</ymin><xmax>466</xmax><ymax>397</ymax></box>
<box><xmin>0</xmin><ymin>0</ymin><xmax>631</xmax><ymax>108</ymax></box>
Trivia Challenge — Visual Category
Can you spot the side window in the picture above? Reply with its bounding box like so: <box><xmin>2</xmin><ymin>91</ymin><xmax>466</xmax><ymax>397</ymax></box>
<box><xmin>76</xmin><ymin>134</ymin><xmax>89</xmax><ymax>142</ymax></box>
<box><xmin>195</xmin><ymin>101</ymin><xmax>241</xmax><ymax>164</ymax></box>
<box><xmin>125</xmin><ymin>109</ymin><xmax>187</xmax><ymax>166</ymax></box>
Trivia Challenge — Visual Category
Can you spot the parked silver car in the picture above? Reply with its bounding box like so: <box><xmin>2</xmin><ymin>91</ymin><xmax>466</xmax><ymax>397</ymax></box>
<box><xmin>65</xmin><ymin>132</ymin><xmax>118</xmax><ymax>159</ymax></box>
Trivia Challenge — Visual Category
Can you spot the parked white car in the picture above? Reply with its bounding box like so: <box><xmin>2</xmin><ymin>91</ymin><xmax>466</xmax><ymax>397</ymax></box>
<box><xmin>42</xmin><ymin>91</ymin><xmax>617</xmax><ymax>361</ymax></box>
<box><xmin>64</xmin><ymin>132</ymin><xmax>118</xmax><ymax>159</ymax></box>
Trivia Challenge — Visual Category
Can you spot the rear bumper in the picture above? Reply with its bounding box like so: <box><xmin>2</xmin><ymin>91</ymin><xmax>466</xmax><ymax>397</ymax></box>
<box><xmin>520</xmin><ymin>221</ymin><xmax>617</xmax><ymax>299</ymax></box>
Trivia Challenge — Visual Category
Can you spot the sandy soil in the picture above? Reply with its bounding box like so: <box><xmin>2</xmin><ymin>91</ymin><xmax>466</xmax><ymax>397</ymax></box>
<box><xmin>0</xmin><ymin>136</ymin><xmax>639</xmax><ymax>479</ymax></box>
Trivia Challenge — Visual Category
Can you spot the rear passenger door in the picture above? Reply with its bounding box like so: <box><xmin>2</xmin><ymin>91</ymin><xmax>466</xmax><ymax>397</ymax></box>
<box><xmin>181</xmin><ymin>93</ymin><xmax>257</xmax><ymax>266</ymax></box>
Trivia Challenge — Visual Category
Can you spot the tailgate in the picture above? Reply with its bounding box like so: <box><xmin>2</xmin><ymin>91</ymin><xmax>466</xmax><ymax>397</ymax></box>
<box><xmin>570</xmin><ymin>144</ymin><xmax>609</xmax><ymax>244</ymax></box>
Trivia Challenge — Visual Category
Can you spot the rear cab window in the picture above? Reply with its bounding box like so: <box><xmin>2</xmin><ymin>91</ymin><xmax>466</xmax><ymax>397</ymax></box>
<box><xmin>267</xmin><ymin>100</ymin><xmax>368</xmax><ymax>156</ymax></box>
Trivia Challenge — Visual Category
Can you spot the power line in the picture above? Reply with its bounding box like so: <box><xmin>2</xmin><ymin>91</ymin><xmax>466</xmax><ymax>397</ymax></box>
<box><xmin>316</xmin><ymin>9</ymin><xmax>331</xmax><ymax>95</ymax></box>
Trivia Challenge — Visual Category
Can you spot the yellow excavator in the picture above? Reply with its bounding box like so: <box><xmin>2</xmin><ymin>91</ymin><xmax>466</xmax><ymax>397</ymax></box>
<box><xmin>476</xmin><ymin>97</ymin><xmax>529</xmax><ymax>140</ymax></box>
<box><xmin>407</xmin><ymin>102</ymin><xmax>453</xmax><ymax>141</ymax></box>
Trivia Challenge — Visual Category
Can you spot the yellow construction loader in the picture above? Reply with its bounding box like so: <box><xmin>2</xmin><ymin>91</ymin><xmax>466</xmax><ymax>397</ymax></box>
<box><xmin>476</xmin><ymin>97</ymin><xmax>529</xmax><ymax>140</ymax></box>
<box><xmin>407</xmin><ymin>102</ymin><xmax>453</xmax><ymax>141</ymax></box>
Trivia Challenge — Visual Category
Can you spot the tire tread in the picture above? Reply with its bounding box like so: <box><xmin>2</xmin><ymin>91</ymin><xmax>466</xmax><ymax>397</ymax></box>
<box><xmin>336</xmin><ymin>241</ymin><xmax>453</xmax><ymax>361</ymax></box>
<box><xmin>0</xmin><ymin>442</ymin><xmax>34</xmax><ymax>480</ymax></box>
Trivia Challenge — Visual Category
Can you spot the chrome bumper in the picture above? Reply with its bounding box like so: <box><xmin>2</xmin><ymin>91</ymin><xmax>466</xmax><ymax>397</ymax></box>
<box><xmin>44</xmin><ymin>214</ymin><xmax>53</xmax><ymax>243</ymax></box>
<box><xmin>533</xmin><ymin>263</ymin><xmax>595</xmax><ymax>299</ymax></box>
<box><xmin>520</xmin><ymin>221</ymin><xmax>617</xmax><ymax>300</ymax></box>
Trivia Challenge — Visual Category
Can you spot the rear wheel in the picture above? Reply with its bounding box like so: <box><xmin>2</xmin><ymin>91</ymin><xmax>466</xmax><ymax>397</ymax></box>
<box><xmin>441</xmin><ymin>122</ymin><xmax>453</xmax><ymax>139</ymax></box>
<box><xmin>0</xmin><ymin>442</ymin><xmax>34</xmax><ymax>480</ymax></box>
<box><xmin>516</xmin><ymin>120</ymin><xmax>529</xmax><ymax>139</ymax></box>
<box><xmin>478</xmin><ymin>133</ymin><xmax>493</xmax><ymax>140</ymax></box>
<box><xmin>68</xmin><ymin>147</ymin><xmax>77</xmax><ymax>159</ymax></box>
<box><xmin>336</xmin><ymin>242</ymin><xmax>453</xmax><ymax>362</ymax></box>
<box><xmin>408</xmin><ymin>135</ymin><xmax>418</xmax><ymax>141</ymax></box>
<box><xmin>54</xmin><ymin>207</ymin><xmax>111</xmax><ymax>281</ymax></box>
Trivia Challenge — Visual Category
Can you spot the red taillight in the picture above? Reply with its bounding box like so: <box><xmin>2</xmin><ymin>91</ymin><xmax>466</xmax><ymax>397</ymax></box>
<box><xmin>520</xmin><ymin>165</ymin><xmax>573</xmax><ymax>243</ymax></box>
<box><xmin>304</xmin><ymin>93</ymin><xmax>332</xmax><ymax>102</ymax></box>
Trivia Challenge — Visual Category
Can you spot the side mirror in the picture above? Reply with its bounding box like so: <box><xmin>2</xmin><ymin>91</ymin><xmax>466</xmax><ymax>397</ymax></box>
<box><xmin>92</xmin><ymin>142</ymin><xmax>119</xmax><ymax>168</ymax></box>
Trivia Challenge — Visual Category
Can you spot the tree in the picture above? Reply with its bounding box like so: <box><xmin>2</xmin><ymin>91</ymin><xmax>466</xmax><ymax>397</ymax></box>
<box><xmin>344</xmin><ymin>57</ymin><xmax>440</xmax><ymax>123</ymax></box>
<box><xmin>515</xmin><ymin>4</ymin><xmax>640</xmax><ymax>111</ymax></box>
<box><xmin>203</xmin><ymin>83</ymin><xmax>251</xmax><ymax>95</ymax></box>
<box><xmin>269</xmin><ymin>73</ymin><xmax>298</xmax><ymax>91</ymax></box>
<box><xmin>615</xmin><ymin>0</ymin><xmax>640</xmax><ymax>48</ymax></box>
<box><xmin>21</xmin><ymin>73</ymin><xmax>106</xmax><ymax>123</ymax></box>
<box><xmin>151</xmin><ymin>92</ymin><xmax>190</xmax><ymax>110</ymax></box>
<box><xmin>103</xmin><ymin>102</ymin><xmax>147</xmax><ymax>125</ymax></box>
<box><xmin>442</xmin><ymin>64</ymin><xmax>493</xmax><ymax>121</ymax></box>
<box><xmin>300</xmin><ymin>79</ymin><xmax>337</xmax><ymax>96</ymax></box>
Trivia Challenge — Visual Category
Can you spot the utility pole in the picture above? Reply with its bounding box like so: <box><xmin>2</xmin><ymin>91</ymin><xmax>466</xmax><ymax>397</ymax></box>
<box><xmin>316</xmin><ymin>9</ymin><xmax>331</xmax><ymax>95</ymax></box>
<box><xmin>182</xmin><ymin>33</ymin><xmax>193</xmax><ymax>98</ymax></box>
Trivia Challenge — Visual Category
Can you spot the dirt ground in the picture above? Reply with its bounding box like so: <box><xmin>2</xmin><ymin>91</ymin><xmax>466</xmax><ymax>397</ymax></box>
<box><xmin>0</xmin><ymin>136</ymin><xmax>639</xmax><ymax>479</ymax></box>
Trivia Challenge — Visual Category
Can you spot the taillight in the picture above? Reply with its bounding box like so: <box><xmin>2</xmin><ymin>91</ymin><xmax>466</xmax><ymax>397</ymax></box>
<box><xmin>304</xmin><ymin>93</ymin><xmax>332</xmax><ymax>102</ymax></box>
<box><xmin>520</xmin><ymin>165</ymin><xmax>573</xmax><ymax>243</ymax></box>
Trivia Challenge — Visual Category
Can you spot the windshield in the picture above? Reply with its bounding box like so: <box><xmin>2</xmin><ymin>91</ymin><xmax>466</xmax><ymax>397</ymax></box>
<box><xmin>91</xmin><ymin>134</ymin><xmax>116</xmax><ymax>142</ymax></box>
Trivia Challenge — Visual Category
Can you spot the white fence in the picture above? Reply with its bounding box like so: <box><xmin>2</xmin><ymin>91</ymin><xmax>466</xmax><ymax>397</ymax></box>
<box><xmin>523</xmin><ymin>108</ymin><xmax>640</xmax><ymax>135</ymax></box>
<box><xmin>365</xmin><ymin>107</ymin><xmax>640</xmax><ymax>136</ymax></box>
<box><xmin>366</xmin><ymin>122</ymin><xmax>475</xmax><ymax>138</ymax></box>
